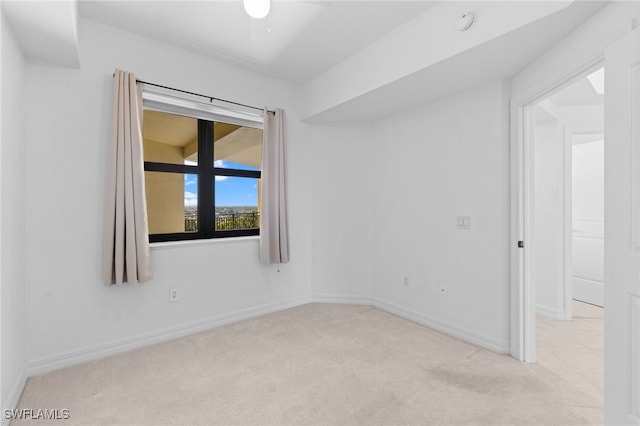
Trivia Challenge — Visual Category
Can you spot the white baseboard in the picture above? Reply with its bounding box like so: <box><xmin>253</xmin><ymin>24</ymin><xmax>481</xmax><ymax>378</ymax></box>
<box><xmin>371</xmin><ymin>298</ymin><xmax>511</xmax><ymax>355</ymax></box>
<box><xmin>311</xmin><ymin>293</ymin><xmax>371</xmax><ymax>305</ymax></box>
<box><xmin>312</xmin><ymin>294</ymin><xmax>510</xmax><ymax>355</ymax></box>
<box><xmin>25</xmin><ymin>293</ymin><xmax>512</xmax><ymax>380</ymax></box>
<box><xmin>536</xmin><ymin>304</ymin><xmax>567</xmax><ymax>320</ymax></box>
<box><xmin>2</xmin><ymin>369</ymin><xmax>27</xmax><ymax>426</ymax></box>
<box><xmin>26</xmin><ymin>295</ymin><xmax>311</xmax><ymax>376</ymax></box>
<box><xmin>573</xmin><ymin>277</ymin><xmax>604</xmax><ymax>307</ymax></box>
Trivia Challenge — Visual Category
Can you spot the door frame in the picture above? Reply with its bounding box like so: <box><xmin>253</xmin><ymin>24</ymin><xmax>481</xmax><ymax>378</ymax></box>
<box><xmin>509</xmin><ymin>3</ymin><xmax>635</xmax><ymax>363</ymax></box>
<box><xmin>511</xmin><ymin>62</ymin><xmax>602</xmax><ymax>362</ymax></box>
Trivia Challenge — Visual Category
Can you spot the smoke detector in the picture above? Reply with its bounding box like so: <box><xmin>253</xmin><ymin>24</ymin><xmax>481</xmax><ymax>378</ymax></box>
<box><xmin>456</xmin><ymin>12</ymin><xmax>475</xmax><ymax>31</ymax></box>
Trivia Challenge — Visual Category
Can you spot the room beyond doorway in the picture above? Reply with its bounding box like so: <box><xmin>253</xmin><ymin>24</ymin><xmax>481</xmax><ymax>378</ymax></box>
<box><xmin>527</xmin><ymin>67</ymin><xmax>604</xmax><ymax>417</ymax></box>
<box><xmin>531</xmin><ymin>67</ymin><xmax>605</xmax><ymax>321</ymax></box>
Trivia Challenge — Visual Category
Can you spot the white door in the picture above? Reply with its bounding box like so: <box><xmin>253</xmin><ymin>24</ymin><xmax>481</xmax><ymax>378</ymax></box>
<box><xmin>572</xmin><ymin>137</ymin><xmax>605</xmax><ymax>307</ymax></box>
<box><xmin>604</xmin><ymin>26</ymin><xmax>640</xmax><ymax>425</ymax></box>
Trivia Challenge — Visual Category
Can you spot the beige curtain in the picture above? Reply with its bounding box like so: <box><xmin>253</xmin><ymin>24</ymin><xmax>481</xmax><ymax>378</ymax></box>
<box><xmin>260</xmin><ymin>109</ymin><xmax>289</xmax><ymax>264</ymax></box>
<box><xmin>104</xmin><ymin>70</ymin><xmax>152</xmax><ymax>284</ymax></box>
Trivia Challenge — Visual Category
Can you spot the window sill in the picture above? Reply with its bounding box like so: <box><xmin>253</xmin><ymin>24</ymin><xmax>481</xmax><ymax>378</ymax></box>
<box><xmin>150</xmin><ymin>235</ymin><xmax>259</xmax><ymax>250</ymax></box>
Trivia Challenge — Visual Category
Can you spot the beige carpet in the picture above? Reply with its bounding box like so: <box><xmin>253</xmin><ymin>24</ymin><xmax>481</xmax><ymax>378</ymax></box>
<box><xmin>13</xmin><ymin>303</ymin><xmax>598</xmax><ymax>425</ymax></box>
<box><xmin>534</xmin><ymin>301</ymin><xmax>604</xmax><ymax>425</ymax></box>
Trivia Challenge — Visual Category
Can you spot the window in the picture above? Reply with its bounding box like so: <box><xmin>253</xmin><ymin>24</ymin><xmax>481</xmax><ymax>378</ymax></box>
<box><xmin>142</xmin><ymin>109</ymin><xmax>262</xmax><ymax>242</ymax></box>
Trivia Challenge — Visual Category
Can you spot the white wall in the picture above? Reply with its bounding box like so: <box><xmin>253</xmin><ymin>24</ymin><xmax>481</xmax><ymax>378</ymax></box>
<box><xmin>308</xmin><ymin>122</ymin><xmax>375</xmax><ymax>301</ymax></box>
<box><xmin>369</xmin><ymin>81</ymin><xmax>512</xmax><ymax>353</ymax></box>
<box><xmin>23</xmin><ymin>18</ymin><xmax>313</xmax><ymax>374</ymax></box>
<box><xmin>306</xmin><ymin>79</ymin><xmax>515</xmax><ymax>354</ymax></box>
<box><xmin>533</xmin><ymin>120</ymin><xmax>565</xmax><ymax>318</ymax></box>
<box><xmin>1</xmin><ymin>11</ymin><xmax>28</xmax><ymax>415</ymax></box>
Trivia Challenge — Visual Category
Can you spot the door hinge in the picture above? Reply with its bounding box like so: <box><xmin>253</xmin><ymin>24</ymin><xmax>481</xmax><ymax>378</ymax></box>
<box><xmin>518</xmin><ymin>241</ymin><xmax>524</xmax><ymax>248</ymax></box>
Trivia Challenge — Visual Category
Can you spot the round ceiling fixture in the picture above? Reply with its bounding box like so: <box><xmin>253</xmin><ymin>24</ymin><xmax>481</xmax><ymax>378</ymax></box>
<box><xmin>456</xmin><ymin>12</ymin><xmax>475</xmax><ymax>31</ymax></box>
<box><xmin>243</xmin><ymin>0</ymin><xmax>270</xmax><ymax>19</ymax></box>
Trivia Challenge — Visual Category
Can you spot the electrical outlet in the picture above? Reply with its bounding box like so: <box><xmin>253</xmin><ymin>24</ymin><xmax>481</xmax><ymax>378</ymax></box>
<box><xmin>439</xmin><ymin>283</ymin><xmax>447</xmax><ymax>296</ymax></box>
<box><xmin>403</xmin><ymin>276</ymin><xmax>409</xmax><ymax>287</ymax></box>
<box><xmin>169</xmin><ymin>288</ymin><xmax>179</xmax><ymax>302</ymax></box>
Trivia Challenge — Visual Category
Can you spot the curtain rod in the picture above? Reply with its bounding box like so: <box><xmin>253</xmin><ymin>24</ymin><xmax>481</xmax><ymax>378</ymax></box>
<box><xmin>113</xmin><ymin>74</ymin><xmax>275</xmax><ymax>115</ymax></box>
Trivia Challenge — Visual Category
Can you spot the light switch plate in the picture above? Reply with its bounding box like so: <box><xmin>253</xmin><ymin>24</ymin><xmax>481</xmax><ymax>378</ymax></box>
<box><xmin>456</xmin><ymin>216</ymin><xmax>471</xmax><ymax>230</ymax></box>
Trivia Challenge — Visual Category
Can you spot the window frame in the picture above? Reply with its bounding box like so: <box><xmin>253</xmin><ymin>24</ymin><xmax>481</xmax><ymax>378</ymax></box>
<box><xmin>144</xmin><ymin>114</ymin><xmax>262</xmax><ymax>243</ymax></box>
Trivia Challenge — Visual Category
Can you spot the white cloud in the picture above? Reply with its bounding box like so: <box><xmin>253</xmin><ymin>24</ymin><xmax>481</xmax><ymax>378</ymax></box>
<box><xmin>214</xmin><ymin>160</ymin><xmax>228</xmax><ymax>180</ymax></box>
<box><xmin>184</xmin><ymin>191</ymin><xmax>198</xmax><ymax>206</ymax></box>
<box><xmin>184</xmin><ymin>160</ymin><xmax>197</xmax><ymax>166</ymax></box>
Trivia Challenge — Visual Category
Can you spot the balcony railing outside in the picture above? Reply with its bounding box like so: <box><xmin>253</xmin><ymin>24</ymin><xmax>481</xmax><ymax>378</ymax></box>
<box><xmin>185</xmin><ymin>218</ymin><xmax>197</xmax><ymax>232</ymax></box>
<box><xmin>184</xmin><ymin>212</ymin><xmax>260</xmax><ymax>232</ymax></box>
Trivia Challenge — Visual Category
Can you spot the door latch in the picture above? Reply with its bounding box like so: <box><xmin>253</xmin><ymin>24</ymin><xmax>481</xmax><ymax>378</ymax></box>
<box><xmin>518</xmin><ymin>241</ymin><xmax>524</xmax><ymax>248</ymax></box>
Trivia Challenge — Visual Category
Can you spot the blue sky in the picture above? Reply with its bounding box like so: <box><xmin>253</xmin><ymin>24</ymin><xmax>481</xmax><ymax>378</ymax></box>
<box><xmin>184</xmin><ymin>160</ymin><xmax>259</xmax><ymax>207</ymax></box>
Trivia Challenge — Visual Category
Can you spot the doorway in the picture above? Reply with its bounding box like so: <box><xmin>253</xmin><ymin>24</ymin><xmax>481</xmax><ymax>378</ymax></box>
<box><xmin>527</xmin><ymin>67</ymin><xmax>605</xmax><ymax>422</ymax></box>
<box><xmin>510</xmin><ymin>17</ymin><xmax>640</xmax><ymax>424</ymax></box>
<box><xmin>530</xmin><ymin>69</ymin><xmax>605</xmax><ymax>320</ymax></box>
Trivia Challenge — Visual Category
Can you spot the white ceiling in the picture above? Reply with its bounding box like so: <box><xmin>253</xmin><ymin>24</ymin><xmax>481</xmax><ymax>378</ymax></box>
<box><xmin>2</xmin><ymin>0</ymin><xmax>80</xmax><ymax>67</ymax></box>
<box><xmin>3</xmin><ymin>0</ymin><xmax>608</xmax><ymax>122</ymax></box>
<box><xmin>305</xmin><ymin>1</ymin><xmax>606</xmax><ymax>122</ymax></box>
<box><xmin>78</xmin><ymin>1</ymin><xmax>437</xmax><ymax>85</ymax></box>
